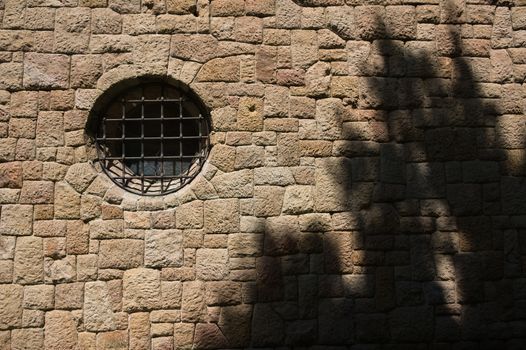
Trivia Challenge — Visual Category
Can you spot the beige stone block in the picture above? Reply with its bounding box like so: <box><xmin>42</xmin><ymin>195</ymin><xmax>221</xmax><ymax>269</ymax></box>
<box><xmin>0</xmin><ymin>61</ymin><xmax>22</xmax><ymax>89</ymax></box>
<box><xmin>24</xmin><ymin>53</ymin><xmax>70</xmax><ymax>89</ymax></box>
<box><xmin>123</xmin><ymin>268</ymin><xmax>161</xmax><ymax>311</ymax></box>
<box><xmin>20</xmin><ymin>181</ymin><xmax>54</xmax><ymax>204</ymax></box>
<box><xmin>0</xmin><ymin>235</ymin><xmax>15</xmax><ymax>260</ymax></box>
<box><xmin>44</xmin><ymin>255</ymin><xmax>76</xmax><ymax>283</ymax></box>
<box><xmin>77</xmin><ymin>254</ymin><xmax>97</xmax><ymax>281</ymax></box>
<box><xmin>246</xmin><ymin>0</ymin><xmax>274</xmax><ymax>16</ymax></box>
<box><xmin>33</xmin><ymin>220</ymin><xmax>66</xmax><ymax>237</ymax></box>
<box><xmin>55</xmin><ymin>8</ymin><xmax>91</xmax><ymax>54</ymax></box>
<box><xmin>145</xmin><ymin>229</ymin><xmax>183</xmax><ymax>267</ymax></box>
<box><xmin>160</xmin><ymin>281</ymin><xmax>182</xmax><ymax>309</ymax></box>
<box><xmin>89</xmin><ymin>220</ymin><xmax>124</xmax><ymax>239</ymax></box>
<box><xmin>77</xmin><ymin>332</ymin><xmax>96</xmax><ymax>350</ymax></box>
<box><xmin>181</xmin><ymin>281</ymin><xmax>205</xmax><ymax>322</ymax></box>
<box><xmin>23</xmin><ymin>285</ymin><xmax>54</xmax><ymax>310</ymax></box>
<box><xmin>196</xmin><ymin>56</ymin><xmax>240</xmax><ymax>82</ymax></box>
<box><xmin>175</xmin><ymin>201</ymin><xmax>203</xmax><ymax>229</ymax></box>
<box><xmin>0</xmin><ymin>284</ymin><xmax>23</xmax><ymax>329</ymax></box>
<box><xmin>44</xmin><ymin>311</ymin><xmax>78</xmax><ymax>350</ymax></box>
<box><xmin>277</xmin><ymin>133</ymin><xmax>300</xmax><ymax>166</ymax></box>
<box><xmin>65</xmin><ymin>163</ymin><xmax>98</xmax><ymax>193</ymax></box>
<box><xmin>22</xmin><ymin>309</ymin><xmax>44</xmax><ymax>328</ymax></box>
<box><xmin>0</xmin><ymin>204</ymin><xmax>32</xmax><ymax>236</ymax></box>
<box><xmin>63</xmin><ymin>221</ymin><xmax>89</xmax><ymax>255</ymax></box>
<box><xmin>14</xmin><ymin>236</ymin><xmax>43</xmax><ymax>284</ymax></box>
<box><xmin>253</xmin><ymin>186</ymin><xmax>284</xmax><ymax>217</ymax></box>
<box><xmin>0</xmin><ymin>162</ymin><xmax>23</xmax><ymax>189</ymax></box>
<box><xmin>9</xmin><ymin>118</ymin><xmax>36</xmax><ymax>139</ymax></box>
<box><xmin>235</xmin><ymin>146</ymin><xmax>265</xmax><ymax>169</ymax></box>
<box><xmin>54</xmin><ymin>182</ymin><xmax>80</xmax><ymax>219</ymax></box>
<box><xmin>166</xmin><ymin>0</ymin><xmax>196</xmax><ymax>14</ymax></box>
<box><xmin>43</xmin><ymin>237</ymin><xmax>66</xmax><ymax>259</ymax></box>
<box><xmin>282</xmin><ymin>185</ymin><xmax>314</xmax><ymax>214</ymax></box>
<box><xmin>204</xmin><ymin>199</ymin><xmax>239</xmax><ymax>233</ymax></box>
<box><xmin>210</xmin><ymin>169</ymin><xmax>253</xmax><ymax>198</ymax></box>
<box><xmin>264</xmin><ymin>216</ymin><xmax>300</xmax><ymax>256</ymax></box>
<box><xmin>11</xmin><ymin>328</ymin><xmax>43</xmax><ymax>350</ymax></box>
<box><xmin>237</xmin><ymin>97</ymin><xmax>264</xmax><ymax>131</ymax></box>
<box><xmin>55</xmin><ymin>283</ymin><xmax>84</xmax><ymax>310</ymax></box>
<box><xmin>96</xmin><ymin>330</ymin><xmax>128</xmax><ymax>350</ymax></box>
<box><xmin>196</xmin><ymin>248</ymin><xmax>228</xmax><ymax>280</ymax></box>
<box><xmin>36</xmin><ymin>111</ymin><xmax>64</xmax><ymax>147</ymax></box>
<box><xmin>209</xmin><ymin>144</ymin><xmax>236</xmax><ymax>172</ymax></box>
<box><xmin>99</xmin><ymin>239</ymin><xmax>143</xmax><ymax>269</ymax></box>
<box><xmin>84</xmin><ymin>281</ymin><xmax>117</xmax><ymax>332</ymax></box>
<box><xmin>129</xmin><ymin>312</ymin><xmax>150</xmax><ymax>350</ymax></box>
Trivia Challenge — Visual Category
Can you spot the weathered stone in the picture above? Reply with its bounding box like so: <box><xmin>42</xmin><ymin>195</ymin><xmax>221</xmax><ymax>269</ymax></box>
<box><xmin>282</xmin><ymin>185</ymin><xmax>314</xmax><ymax>214</ymax></box>
<box><xmin>123</xmin><ymin>268</ymin><xmax>161</xmax><ymax>311</ymax></box>
<box><xmin>196</xmin><ymin>248</ymin><xmax>229</xmax><ymax>280</ymax></box>
<box><xmin>182</xmin><ymin>281</ymin><xmax>206</xmax><ymax>322</ymax></box>
<box><xmin>44</xmin><ymin>255</ymin><xmax>76</xmax><ymax>283</ymax></box>
<box><xmin>14</xmin><ymin>236</ymin><xmax>43</xmax><ymax>284</ymax></box>
<box><xmin>197</xmin><ymin>56</ymin><xmax>240</xmax><ymax>82</ymax></box>
<box><xmin>54</xmin><ymin>182</ymin><xmax>81</xmax><ymax>219</ymax></box>
<box><xmin>36</xmin><ymin>112</ymin><xmax>64</xmax><ymax>148</ymax></box>
<box><xmin>44</xmin><ymin>311</ymin><xmax>78</xmax><ymax>350</ymax></box>
<box><xmin>194</xmin><ymin>323</ymin><xmax>228</xmax><ymax>349</ymax></box>
<box><xmin>65</xmin><ymin>163</ymin><xmax>98</xmax><ymax>193</ymax></box>
<box><xmin>0</xmin><ymin>284</ymin><xmax>23</xmax><ymax>329</ymax></box>
<box><xmin>0</xmin><ymin>162</ymin><xmax>22</xmax><ymax>189</ymax></box>
<box><xmin>24</xmin><ymin>53</ymin><xmax>70</xmax><ymax>89</ymax></box>
<box><xmin>23</xmin><ymin>285</ymin><xmax>54</xmax><ymax>310</ymax></box>
<box><xmin>145</xmin><ymin>229</ymin><xmax>183</xmax><ymax>267</ymax></box>
<box><xmin>251</xmin><ymin>303</ymin><xmax>284</xmax><ymax>346</ymax></box>
<box><xmin>253</xmin><ymin>186</ymin><xmax>285</xmax><ymax>217</ymax></box>
<box><xmin>0</xmin><ymin>235</ymin><xmax>15</xmax><ymax>260</ymax></box>
<box><xmin>0</xmin><ymin>204</ymin><xmax>32</xmax><ymax>236</ymax></box>
<box><xmin>176</xmin><ymin>200</ymin><xmax>204</xmax><ymax>229</ymax></box>
<box><xmin>204</xmin><ymin>199</ymin><xmax>239</xmax><ymax>233</ymax></box>
<box><xmin>129</xmin><ymin>312</ymin><xmax>149</xmax><ymax>350</ymax></box>
<box><xmin>96</xmin><ymin>330</ymin><xmax>128</xmax><ymax>350</ymax></box>
<box><xmin>211</xmin><ymin>169</ymin><xmax>253</xmax><ymax>198</ymax></box>
<box><xmin>264</xmin><ymin>216</ymin><xmax>300</xmax><ymax>256</ymax></box>
<box><xmin>84</xmin><ymin>281</ymin><xmax>117</xmax><ymax>332</ymax></box>
<box><xmin>20</xmin><ymin>181</ymin><xmax>54</xmax><ymax>204</ymax></box>
<box><xmin>99</xmin><ymin>239</ymin><xmax>143</xmax><ymax>269</ymax></box>
<box><xmin>11</xmin><ymin>328</ymin><xmax>44</xmax><ymax>350</ymax></box>
<box><xmin>55</xmin><ymin>283</ymin><xmax>84</xmax><ymax>310</ymax></box>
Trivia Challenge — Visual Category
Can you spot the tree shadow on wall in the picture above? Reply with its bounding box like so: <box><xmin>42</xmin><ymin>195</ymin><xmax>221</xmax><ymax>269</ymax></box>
<box><xmin>196</xmin><ymin>3</ymin><xmax>526</xmax><ymax>349</ymax></box>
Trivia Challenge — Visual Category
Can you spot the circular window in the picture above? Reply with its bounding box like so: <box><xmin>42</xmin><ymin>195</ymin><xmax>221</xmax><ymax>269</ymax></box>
<box><xmin>93</xmin><ymin>81</ymin><xmax>210</xmax><ymax>196</ymax></box>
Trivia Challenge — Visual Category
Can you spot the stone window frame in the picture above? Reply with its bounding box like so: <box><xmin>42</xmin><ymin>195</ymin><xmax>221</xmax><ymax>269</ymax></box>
<box><xmin>87</xmin><ymin>76</ymin><xmax>212</xmax><ymax>196</ymax></box>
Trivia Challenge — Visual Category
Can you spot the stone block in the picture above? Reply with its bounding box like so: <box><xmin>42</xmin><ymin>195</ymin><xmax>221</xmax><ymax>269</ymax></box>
<box><xmin>11</xmin><ymin>328</ymin><xmax>44</xmax><ymax>350</ymax></box>
<box><xmin>211</xmin><ymin>170</ymin><xmax>253</xmax><ymax>198</ymax></box>
<box><xmin>36</xmin><ymin>111</ymin><xmax>64</xmax><ymax>147</ymax></box>
<box><xmin>65</xmin><ymin>163</ymin><xmax>98</xmax><ymax>193</ymax></box>
<box><xmin>181</xmin><ymin>281</ymin><xmax>205</xmax><ymax>322</ymax></box>
<box><xmin>176</xmin><ymin>200</ymin><xmax>203</xmax><ymax>229</ymax></box>
<box><xmin>96</xmin><ymin>330</ymin><xmax>128</xmax><ymax>350</ymax></box>
<box><xmin>0</xmin><ymin>62</ymin><xmax>23</xmax><ymax>90</ymax></box>
<box><xmin>14</xmin><ymin>236</ymin><xmax>43</xmax><ymax>284</ymax></box>
<box><xmin>99</xmin><ymin>239</ymin><xmax>143</xmax><ymax>269</ymax></box>
<box><xmin>0</xmin><ymin>204</ymin><xmax>33</xmax><ymax>236</ymax></box>
<box><xmin>145</xmin><ymin>229</ymin><xmax>183</xmax><ymax>267</ymax></box>
<box><xmin>129</xmin><ymin>312</ymin><xmax>150</xmax><ymax>350</ymax></box>
<box><xmin>20</xmin><ymin>181</ymin><xmax>54</xmax><ymax>204</ymax></box>
<box><xmin>123</xmin><ymin>268</ymin><xmax>161</xmax><ymax>311</ymax></box>
<box><xmin>282</xmin><ymin>185</ymin><xmax>314</xmax><ymax>214</ymax></box>
<box><xmin>204</xmin><ymin>199</ymin><xmax>239</xmax><ymax>233</ymax></box>
<box><xmin>196</xmin><ymin>56</ymin><xmax>240</xmax><ymax>82</ymax></box>
<box><xmin>55</xmin><ymin>282</ymin><xmax>84</xmax><ymax>310</ymax></box>
<box><xmin>54</xmin><ymin>182</ymin><xmax>80</xmax><ymax>219</ymax></box>
<box><xmin>253</xmin><ymin>186</ymin><xmax>285</xmax><ymax>217</ymax></box>
<box><xmin>0</xmin><ymin>284</ymin><xmax>23</xmax><ymax>329</ymax></box>
<box><xmin>23</xmin><ymin>285</ymin><xmax>54</xmax><ymax>310</ymax></box>
<box><xmin>44</xmin><ymin>311</ymin><xmax>78</xmax><ymax>350</ymax></box>
<box><xmin>196</xmin><ymin>248</ymin><xmax>229</xmax><ymax>280</ymax></box>
<box><xmin>24</xmin><ymin>53</ymin><xmax>70</xmax><ymax>89</ymax></box>
<box><xmin>84</xmin><ymin>281</ymin><xmax>117</xmax><ymax>332</ymax></box>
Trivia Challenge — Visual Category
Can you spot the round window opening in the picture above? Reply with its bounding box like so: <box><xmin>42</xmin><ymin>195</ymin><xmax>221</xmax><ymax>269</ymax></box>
<box><xmin>93</xmin><ymin>80</ymin><xmax>210</xmax><ymax>196</ymax></box>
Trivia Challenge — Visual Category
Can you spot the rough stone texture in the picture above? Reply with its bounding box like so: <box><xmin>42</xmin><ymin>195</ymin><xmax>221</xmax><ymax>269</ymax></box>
<box><xmin>123</xmin><ymin>268</ymin><xmax>161</xmax><ymax>311</ymax></box>
<box><xmin>43</xmin><ymin>311</ymin><xmax>77</xmax><ymax>350</ymax></box>
<box><xmin>0</xmin><ymin>285</ymin><xmax>23</xmax><ymax>329</ymax></box>
<box><xmin>0</xmin><ymin>1</ymin><xmax>526</xmax><ymax>348</ymax></box>
<box><xmin>84</xmin><ymin>281</ymin><xmax>117</xmax><ymax>332</ymax></box>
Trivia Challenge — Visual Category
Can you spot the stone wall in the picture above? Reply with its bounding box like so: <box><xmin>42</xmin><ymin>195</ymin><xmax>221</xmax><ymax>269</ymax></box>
<box><xmin>0</xmin><ymin>0</ymin><xmax>526</xmax><ymax>348</ymax></box>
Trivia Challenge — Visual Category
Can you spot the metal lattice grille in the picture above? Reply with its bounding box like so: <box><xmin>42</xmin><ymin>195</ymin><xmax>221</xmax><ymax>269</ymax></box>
<box><xmin>95</xmin><ymin>82</ymin><xmax>210</xmax><ymax>195</ymax></box>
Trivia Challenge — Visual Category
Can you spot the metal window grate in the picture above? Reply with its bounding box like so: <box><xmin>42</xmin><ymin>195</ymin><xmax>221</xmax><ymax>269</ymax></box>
<box><xmin>95</xmin><ymin>82</ymin><xmax>210</xmax><ymax>195</ymax></box>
